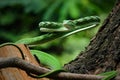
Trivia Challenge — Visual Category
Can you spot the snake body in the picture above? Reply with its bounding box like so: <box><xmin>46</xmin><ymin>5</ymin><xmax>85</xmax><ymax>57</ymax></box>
<box><xmin>16</xmin><ymin>16</ymin><xmax>100</xmax><ymax>45</ymax></box>
<box><xmin>98</xmin><ymin>71</ymin><xmax>117</xmax><ymax>80</ymax></box>
<box><xmin>4</xmin><ymin>16</ymin><xmax>101</xmax><ymax>78</ymax></box>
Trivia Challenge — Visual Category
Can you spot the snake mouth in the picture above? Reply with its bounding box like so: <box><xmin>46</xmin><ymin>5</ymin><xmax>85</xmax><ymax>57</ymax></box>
<box><xmin>40</xmin><ymin>27</ymin><xmax>69</xmax><ymax>32</ymax></box>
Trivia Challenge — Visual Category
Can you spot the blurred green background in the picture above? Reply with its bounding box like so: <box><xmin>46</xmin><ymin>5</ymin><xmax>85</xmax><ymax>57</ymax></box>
<box><xmin>0</xmin><ymin>0</ymin><xmax>115</xmax><ymax>66</ymax></box>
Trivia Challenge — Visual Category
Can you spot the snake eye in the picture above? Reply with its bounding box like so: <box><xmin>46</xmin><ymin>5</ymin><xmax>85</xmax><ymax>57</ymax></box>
<box><xmin>63</xmin><ymin>20</ymin><xmax>75</xmax><ymax>30</ymax></box>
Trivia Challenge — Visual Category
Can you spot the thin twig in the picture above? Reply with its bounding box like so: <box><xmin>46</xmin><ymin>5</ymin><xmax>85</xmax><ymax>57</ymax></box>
<box><xmin>0</xmin><ymin>57</ymin><xmax>119</xmax><ymax>80</ymax></box>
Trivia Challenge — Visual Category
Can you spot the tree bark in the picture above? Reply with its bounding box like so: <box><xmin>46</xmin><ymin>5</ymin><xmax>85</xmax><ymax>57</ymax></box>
<box><xmin>64</xmin><ymin>0</ymin><xmax>120</xmax><ymax>75</ymax></box>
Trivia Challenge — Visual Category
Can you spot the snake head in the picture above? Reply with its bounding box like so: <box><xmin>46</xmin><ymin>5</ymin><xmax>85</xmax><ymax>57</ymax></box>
<box><xmin>63</xmin><ymin>20</ymin><xmax>76</xmax><ymax>30</ymax></box>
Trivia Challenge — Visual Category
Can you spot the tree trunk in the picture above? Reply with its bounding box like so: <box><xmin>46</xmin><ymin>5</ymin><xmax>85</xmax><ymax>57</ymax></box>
<box><xmin>64</xmin><ymin>0</ymin><xmax>120</xmax><ymax>75</ymax></box>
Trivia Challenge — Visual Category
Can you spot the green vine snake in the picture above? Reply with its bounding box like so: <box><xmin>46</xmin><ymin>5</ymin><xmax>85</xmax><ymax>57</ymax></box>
<box><xmin>2</xmin><ymin>16</ymin><xmax>117</xmax><ymax>79</ymax></box>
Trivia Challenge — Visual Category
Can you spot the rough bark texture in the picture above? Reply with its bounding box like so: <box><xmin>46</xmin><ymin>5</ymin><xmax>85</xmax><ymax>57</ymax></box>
<box><xmin>0</xmin><ymin>44</ymin><xmax>49</xmax><ymax>80</ymax></box>
<box><xmin>64</xmin><ymin>0</ymin><xmax>120</xmax><ymax>75</ymax></box>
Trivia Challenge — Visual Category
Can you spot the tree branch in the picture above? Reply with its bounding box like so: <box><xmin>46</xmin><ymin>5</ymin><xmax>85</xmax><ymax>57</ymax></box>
<box><xmin>0</xmin><ymin>57</ymin><xmax>120</xmax><ymax>80</ymax></box>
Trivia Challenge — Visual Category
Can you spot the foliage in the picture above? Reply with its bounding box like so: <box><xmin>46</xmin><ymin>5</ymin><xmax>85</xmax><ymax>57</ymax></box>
<box><xmin>0</xmin><ymin>0</ymin><xmax>115</xmax><ymax>65</ymax></box>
